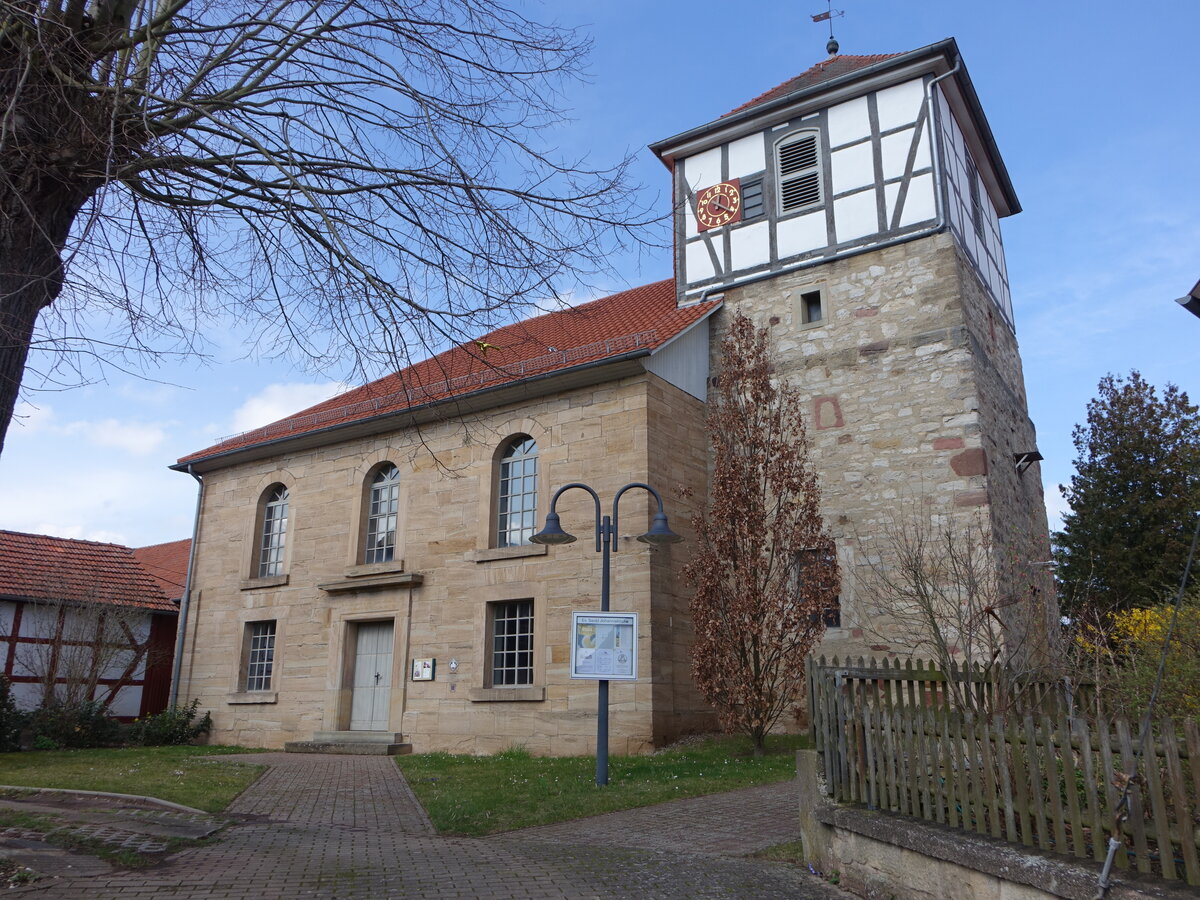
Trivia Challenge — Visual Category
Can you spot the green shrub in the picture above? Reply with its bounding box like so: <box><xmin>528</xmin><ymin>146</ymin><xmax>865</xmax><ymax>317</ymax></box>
<box><xmin>127</xmin><ymin>699</ymin><xmax>212</xmax><ymax>746</ymax></box>
<box><xmin>0</xmin><ymin>677</ymin><xmax>24</xmax><ymax>752</ymax></box>
<box><xmin>29</xmin><ymin>700</ymin><xmax>119</xmax><ymax>749</ymax></box>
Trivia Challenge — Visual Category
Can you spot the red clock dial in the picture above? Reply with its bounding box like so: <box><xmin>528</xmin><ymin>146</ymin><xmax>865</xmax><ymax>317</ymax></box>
<box><xmin>695</xmin><ymin>180</ymin><xmax>743</xmax><ymax>231</ymax></box>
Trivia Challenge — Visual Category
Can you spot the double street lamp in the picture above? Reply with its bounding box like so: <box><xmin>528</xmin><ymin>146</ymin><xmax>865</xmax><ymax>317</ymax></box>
<box><xmin>530</xmin><ymin>481</ymin><xmax>683</xmax><ymax>786</ymax></box>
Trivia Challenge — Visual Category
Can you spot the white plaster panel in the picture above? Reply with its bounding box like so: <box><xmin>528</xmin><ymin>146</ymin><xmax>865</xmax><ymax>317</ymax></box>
<box><xmin>827</xmin><ymin>95</ymin><xmax>870</xmax><ymax>148</ymax></box>
<box><xmin>726</xmin><ymin>134</ymin><xmax>765</xmax><ymax>180</ymax></box>
<box><xmin>897</xmin><ymin>173</ymin><xmax>935</xmax><ymax>227</ymax></box>
<box><xmin>875</xmin><ymin>78</ymin><xmax>926</xmax><ymax>132</ymax></box>
<box><xmin>20</xmin><ymin>604</ymin><xmax>57</xmax><ymax>639</ymax></box>
<box><xmin>0</xmin><ymin>602</ymin><xmax>14</xmax><ymax>634</ymax></box>
<box><xmin>834</xmin><ymin>188</ymin><xmax>880</xmax><ymax>244</ymax></box>
<box><xmin>729</xmin><ymin>220</ymin><xmax>771</xmax><ymax>271</ymax></box>
<box><xmin>10</xmin><ymin>682</ymin><xmax>40</xmax><ymax>711</ymax></box>
<box><xmin>107</xmin><ymin>685</ymin><xmax>143</xmax><ymax>718</ymax></box>
<box><xmin>683</xmin><ymin>201</ymin><xmax>698</xmax><ymax>238</ymax></box>
<box><xmin>881</xmin><ymin>126</ymin><xmax>931</xmax><ymax>180</ymax></box>
<box><xmin>831</xmin><ymin>141</ymin><xmax>874</xmax><ymax>195</ymax></box>
<box><xmin>12</xmin><ymin>642</ymin><xmax>45</xmax><ymax>679</ymax></box>
<box><xmin>102</xmin><ymin>649</ymin><xmax>138</xmax><ymax>681</ymax></box>
<box><xmin>127</xmin><ymin>615</ymin><xmax>151</xmax><ymax>644</ymax></box>
<box><xmin>685</xmin><ymin>239</ymin><xmax>716</xmax><ymax>284</ymax></box>
<box><xmin>776</xmin><ymin>211</ymin><xmax>827</xmax><ymax>259</ymax></box>
<box><xmin>683</xmin><ymin>147</ymin><xmax>722</xmax><ymax>192</ymax></box>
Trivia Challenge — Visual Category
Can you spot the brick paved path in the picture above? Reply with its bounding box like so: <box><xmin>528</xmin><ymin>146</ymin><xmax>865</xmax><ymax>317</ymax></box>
<box><xmin>24</xmin><ymin>753</ymin><xmax>853</xmax><ymax>899</ymax></box>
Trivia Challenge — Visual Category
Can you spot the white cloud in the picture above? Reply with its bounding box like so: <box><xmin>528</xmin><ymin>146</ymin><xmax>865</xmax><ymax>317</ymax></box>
<box><xmin>66</xmin><ymin>419</ymin><xmax>167</xmax><ymax>455</ymax></box>
<box><xmin>229</xmin><ymin>381</ymin><xmax>348</xmax><ymax>434</ymax></box>
<box><xmin>8</xmin><ymin>401</ymin><xmax>55</xmax><ymax>434</ymax></box>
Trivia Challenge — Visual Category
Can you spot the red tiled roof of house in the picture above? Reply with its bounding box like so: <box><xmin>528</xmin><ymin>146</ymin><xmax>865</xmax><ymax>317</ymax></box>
<box><xmin>724</xmin><ymin>54</ymin><xmax>904</xmax><ymax>117</ymax></box>
<box><xmin>181</xmin><ymin>280</ymin><xmax>719</xmax><ymax>464</ymax></box>
<box><xmin>0</xmin><ymin>531</ymin><xmax>178</xmax><ymax>612</ymax></box>
<box><xmin>133</xmin><ymin>539</ymin><xmax>191</xmax><ymax>602</ymax></box>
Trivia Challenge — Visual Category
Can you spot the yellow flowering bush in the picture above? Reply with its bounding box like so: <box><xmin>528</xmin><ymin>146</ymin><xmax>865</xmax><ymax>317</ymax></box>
<box><xmin>1103</xmin><ymin>593</ymin><xmax>1200</xmax><ymax>720</ymax></box>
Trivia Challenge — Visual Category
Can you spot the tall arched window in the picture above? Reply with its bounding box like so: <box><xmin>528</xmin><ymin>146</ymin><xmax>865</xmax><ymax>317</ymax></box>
<box><xmin>365</xmin><ymin>464</ymin><xmax>400</xmax><ymax>563</ymax></box>
<box><xmin>258</xmin><ymin>485</ymin><xmax>289</xmax><ymax>577</ymax></box>
<box><xmin>497</xmin><ymin>436</ymin><xmax>538</xmax><ymax>547</ymax></box>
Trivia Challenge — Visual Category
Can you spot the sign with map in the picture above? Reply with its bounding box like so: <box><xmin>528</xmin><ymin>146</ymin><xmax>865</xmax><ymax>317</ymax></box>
<box><xmin>570</xmin><ymin>612</ymin><xmax>638</xmax><ymax>681</ymax></box>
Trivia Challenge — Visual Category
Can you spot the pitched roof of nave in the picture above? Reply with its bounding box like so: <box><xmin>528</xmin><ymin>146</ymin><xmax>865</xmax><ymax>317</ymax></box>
<box><xmin>178</xmin><ymin>280</ymin><xmax>719</xmax><ymax>466</ymax></box>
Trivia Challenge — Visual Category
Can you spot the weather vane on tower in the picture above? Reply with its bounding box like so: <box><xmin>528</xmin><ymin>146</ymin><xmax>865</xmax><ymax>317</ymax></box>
<box><xmin>812</xmin><ymin>1</ymin><xmax>845</xmax><ymax>56</ymax></box>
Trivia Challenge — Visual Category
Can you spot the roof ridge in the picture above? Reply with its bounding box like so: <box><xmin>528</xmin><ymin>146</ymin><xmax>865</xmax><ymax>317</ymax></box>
<box><xmin>0</xmin><ymin>528</ymin><xmax>130</xmax><ymax>551</ymax></box>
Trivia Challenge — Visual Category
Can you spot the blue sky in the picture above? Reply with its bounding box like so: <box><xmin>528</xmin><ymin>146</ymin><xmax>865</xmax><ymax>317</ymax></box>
<box><xmin>1</xmin><ymin>0</ymin><xmax>1197</xmax><ymax>547</ymax></box>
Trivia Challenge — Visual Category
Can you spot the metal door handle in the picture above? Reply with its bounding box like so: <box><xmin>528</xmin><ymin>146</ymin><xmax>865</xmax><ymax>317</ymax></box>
<box><xmin>374</xmin><ymin>672</ymin><xmax>381</xmax><ymax>684</ymax></box>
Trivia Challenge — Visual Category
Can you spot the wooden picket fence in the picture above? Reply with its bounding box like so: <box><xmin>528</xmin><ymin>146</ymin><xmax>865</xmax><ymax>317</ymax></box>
<box><xmin>807</xmin><ymin>656</ymin><xmax>1200</xmax><ymax>886</ymax></box>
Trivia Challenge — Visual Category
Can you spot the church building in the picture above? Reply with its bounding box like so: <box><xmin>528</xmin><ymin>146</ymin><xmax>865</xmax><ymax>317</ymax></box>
<box><xmin>172</xmin><ymin>38</ymin><xmax>1053</xmax><ymax>754</ymax></box>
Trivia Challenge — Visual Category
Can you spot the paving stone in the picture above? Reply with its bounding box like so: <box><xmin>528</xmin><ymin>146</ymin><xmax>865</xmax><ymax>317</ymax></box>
<box><xmin>20</xmin><ymin>753</ymin><xmax>853</xmax><ymax>899</ymax></box>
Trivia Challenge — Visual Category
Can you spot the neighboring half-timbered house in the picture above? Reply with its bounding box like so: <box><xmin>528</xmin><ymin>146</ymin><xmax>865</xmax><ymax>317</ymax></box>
<box><xmin>0</xmin><ymin>531</ymin><xmax>182</xmax><ymax>719</ymax></box>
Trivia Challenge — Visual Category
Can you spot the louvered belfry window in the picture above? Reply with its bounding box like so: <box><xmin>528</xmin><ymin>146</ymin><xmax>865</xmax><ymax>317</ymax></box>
<box><xmin>777</xmin><ymin>132</ymin><xmax>821</xmax><ymax>212</ymax></box>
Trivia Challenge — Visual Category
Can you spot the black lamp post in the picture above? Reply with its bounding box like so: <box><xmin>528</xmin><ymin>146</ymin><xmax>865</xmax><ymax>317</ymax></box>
<box><xmin>530</xmin><ymin>481</ymin><xmax>682</xmax><ymax>786</ymax></box>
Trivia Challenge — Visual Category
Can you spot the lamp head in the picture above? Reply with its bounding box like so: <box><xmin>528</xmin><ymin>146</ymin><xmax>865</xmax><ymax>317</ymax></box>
<box><xmin>637</xmin><ymin>511</ymin><xmax>683</xmax><ymax>546</ymax></box>
<box><xmin>530</xmin><ymin>511</ymin><xmax>577</xmax><ymax>545</ymax></box>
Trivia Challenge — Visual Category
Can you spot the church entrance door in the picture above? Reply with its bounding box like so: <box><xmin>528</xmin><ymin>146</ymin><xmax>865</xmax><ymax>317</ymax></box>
<box><xmin>349</xmin><ymin>621</ymin><xmax>393</xmax><ymax>731</ymax></box>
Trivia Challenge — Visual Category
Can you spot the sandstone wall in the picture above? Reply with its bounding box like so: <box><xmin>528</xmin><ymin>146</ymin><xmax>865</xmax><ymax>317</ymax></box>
<box><xmin>179</xmin><ymin>372</ymin><xmax>706</xmax><ymax>753</ymax></box>
<box><xmin>715</xmin><ymin>230</ymin><xmax>1052</xmax><ymax>662</ymax></box>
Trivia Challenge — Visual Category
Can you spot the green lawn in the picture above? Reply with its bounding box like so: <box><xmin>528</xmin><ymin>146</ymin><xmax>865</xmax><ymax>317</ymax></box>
<box><xmin>0</xmin><ymin>746</ymin><xmax>265</xmax><ymax>813</ymax></box>
<box><xmin>397</xmin><ymin>733</ymin><xmax>807</xmax><ymax>836</ymax></box>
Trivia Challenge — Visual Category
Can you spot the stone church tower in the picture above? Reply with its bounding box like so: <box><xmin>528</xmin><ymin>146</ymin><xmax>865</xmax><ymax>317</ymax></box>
<box><xmin>650</xmin><ymin>39</ymin><xmax>1056</xmax><ymax>658</ymax></box>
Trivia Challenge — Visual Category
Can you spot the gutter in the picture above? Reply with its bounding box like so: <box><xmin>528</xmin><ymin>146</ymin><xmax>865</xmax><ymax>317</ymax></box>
<box><xmin>168</xmin><ymin>464</ymin><xmax>204</xmax><ymax>707</ymax></box>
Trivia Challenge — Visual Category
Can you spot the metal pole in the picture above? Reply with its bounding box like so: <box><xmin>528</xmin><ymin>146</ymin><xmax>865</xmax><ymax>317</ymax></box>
<box><xmin>596</xmin><ymin>513</ymin><xmax>612</xmax><ymax>786</ymax></box>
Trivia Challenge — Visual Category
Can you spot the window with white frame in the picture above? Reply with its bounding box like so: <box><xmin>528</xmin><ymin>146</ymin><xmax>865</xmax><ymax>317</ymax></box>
<box><xmin>258</xmin><ymin>485</ymin><xmax>289</xmax><ymax>577</ymax></box>
<box><xmin>776</xmin><ymin>131</ymin><xmax>822</xmax><ymax>213</ymax></box>
<box><xmin>245</xmin><ymin>620</ymin><xmax>276</xmax><ymax>691</ymax></box>
<box><xmin>496</xmin><ymin>436</ymin><xmax>538</xmax><ymax>547</ymax></box>
<box><xmin>489</xmin><ymin>600</ymin><xmax>534</xmax><ymax>686</ymax></box>
<box><xmin>365</xmin><ymin>464</ymin><xmax>400</xmax><ymax>564</ymax></box>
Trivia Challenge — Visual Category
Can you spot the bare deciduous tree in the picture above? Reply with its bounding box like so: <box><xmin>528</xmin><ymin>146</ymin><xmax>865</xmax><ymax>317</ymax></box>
<box><xmin>6</xmin><ymin>597</ymin><xmax>162</xmax><ymax>708</ymax></box>
<box><xmin>857</xmin><ymin>506</ymin><xmax>1063</xmax><ymax>715</ymax></box>
<box><xmin>0</xmin><ymin>0</ymin><xmax>653</xmax><ymax>454</ymax></box>
<box><xmin>683</xmin><ymin>313</ymin><xmax>839</xmax><ymax>755</ymax></box>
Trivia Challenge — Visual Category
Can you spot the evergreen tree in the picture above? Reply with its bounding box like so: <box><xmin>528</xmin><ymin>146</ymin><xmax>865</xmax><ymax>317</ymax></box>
<box><xmin>1054</xmin><ymin>371</ymin><xmax>1200</xmax><ymax>615</ymax></box>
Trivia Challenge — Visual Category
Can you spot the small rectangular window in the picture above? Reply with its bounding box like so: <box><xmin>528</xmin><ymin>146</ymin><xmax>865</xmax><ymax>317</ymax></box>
<box><xmin>800</xmin><ymin>289</ymin><xmax>823</xmax><ymax>326</ymax></box>
<box><xmin>796</xmin><ymin>549</ymin><xmax>840</xmax><ymax>628</ymax></box>
<box><xmin>741</xmin><ymin>178</ymin><xmax>765</xmax><ymax>220</ymax></box>
<box><xmin>489</xmin><ymin>600</ymin><xmax>533</xmax><ymax>687</ymax></box>
<box><xmin>245</xmin><ymin>620</ymin><xmax>276</xmax><ymax>691</ymax></box>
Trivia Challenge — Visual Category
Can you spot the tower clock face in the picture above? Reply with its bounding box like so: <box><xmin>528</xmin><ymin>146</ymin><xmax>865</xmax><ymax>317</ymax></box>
<box><xmin>695</xmin><ymin>180</ymin><xmax>743</xmax><ymax>231</ymax></box>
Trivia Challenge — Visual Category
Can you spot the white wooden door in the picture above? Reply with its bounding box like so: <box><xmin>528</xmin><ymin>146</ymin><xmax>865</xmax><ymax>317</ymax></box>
<box><xmin>349</xmin><ymin>621</ymin><xmax>393</xmax><ymax>731</ymax></box>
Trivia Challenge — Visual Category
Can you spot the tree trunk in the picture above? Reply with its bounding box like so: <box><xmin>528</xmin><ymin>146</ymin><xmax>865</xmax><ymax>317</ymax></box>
<box><xmin>0</xmin><ymin>182</ymin><xmax>92</xmax><ymax>457</ymax></box>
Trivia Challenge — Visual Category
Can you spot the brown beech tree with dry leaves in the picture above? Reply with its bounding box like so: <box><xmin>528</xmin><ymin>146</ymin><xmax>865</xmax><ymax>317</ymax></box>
<box><xmin>684</xmin><ymin>313</ymin><xmax>839</xmax><ymax>755</ymax></box>
<box><xmin>0</xmin><ymin>0</ymin><xmax>651</xmax><ymax>456</ymax></box>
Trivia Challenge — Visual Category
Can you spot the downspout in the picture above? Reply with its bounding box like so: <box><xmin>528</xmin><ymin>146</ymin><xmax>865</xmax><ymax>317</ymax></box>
<box><xmin>692</xmin><ymin>57</ymin><xmax>961</xmax><ymax>307</ymax></box>
<box><xmin>169</xmin><ymin>464</ymin><xmax>204</xmax><ymax>707</ymax></box>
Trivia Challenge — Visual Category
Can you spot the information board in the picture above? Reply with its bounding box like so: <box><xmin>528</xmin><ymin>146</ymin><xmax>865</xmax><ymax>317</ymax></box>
<box><xmin>570</xmin><ymin>612</ymin><xmax>638</xmax><ymax>681</ymax></box>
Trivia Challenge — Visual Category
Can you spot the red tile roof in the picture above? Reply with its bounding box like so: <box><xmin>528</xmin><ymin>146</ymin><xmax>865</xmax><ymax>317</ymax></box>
<box><xmin>181</xmin><ymin>280</ymin><xmax>719</xmax><ymax>464</ymax></box>
<box><xmin>725</xmin><ymin>54</ymin><xmax>904</xmax><ymax>117</ymax></box>
<box><xmin>133</xmin><ymin>539</ymin><xmax>191</xmax><ymax>602</ymax></box>
<box><xmin>0</xmin><ymin>531</ymin><xmax>178</xmax><ymax>612</ymax></box>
